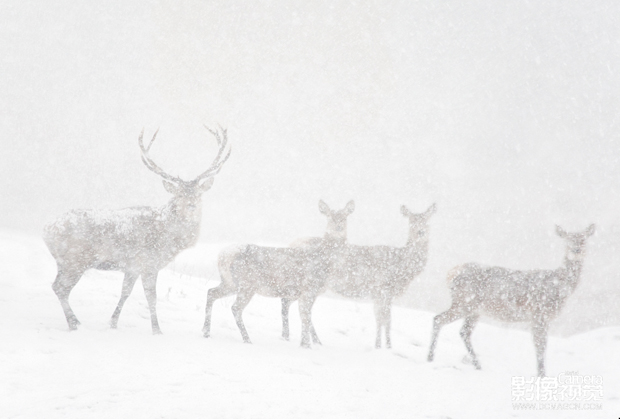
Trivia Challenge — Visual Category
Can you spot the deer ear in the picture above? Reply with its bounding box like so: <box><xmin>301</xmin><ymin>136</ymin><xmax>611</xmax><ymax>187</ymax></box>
<box><xmin>426</xmin><ymin>203</ymin><xmax>437</xmax><ymax>216</ymax></box>
<box><xmin>318</xmin><ymin>200</ymin><xmax>330</xmax><ymax>215</ymax></box>
<box><xmin>344</xmin><ymin>200</ymin><xmax>355</xmax><ymax>215</ymax></box>
<box><xmin>555</xmin><ymin>225</ymin><xmax>568</xmax><ymax>238</ymax></box>
<box><xmin>401</xmin><ymin>205</ymin><xmax>410</xmax><ymax>217</ymax></box>
<box><xmin>163</xmin><ymin>180</ymin><xmax>180</xmax><ymax>195</ymax></box>
<box><xmin>198</xmin><ymin>177</ymin><xmax>215</xmax><ymax>193</ymax></box>
<box><xmin>586</xmin><ymin>224</ymin><xmax>596</xmax><ymax>237</ymax></box>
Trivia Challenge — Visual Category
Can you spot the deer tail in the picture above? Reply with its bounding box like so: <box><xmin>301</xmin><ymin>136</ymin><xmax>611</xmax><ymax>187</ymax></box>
<box><xmin>217</xmin><ymin>245</ymin><xmax>246</xmax><ymax>288</ymax></box>
<box><xmin>446</xmin><ymin>265</ymin><xmax>465</xmax><ymax>285</ymax></box>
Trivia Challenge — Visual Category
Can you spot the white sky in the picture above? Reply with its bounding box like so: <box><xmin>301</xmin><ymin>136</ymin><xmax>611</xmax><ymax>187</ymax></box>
<box><xmin>1</xmin><ymin>0</ymin><xmax>618</xmax><ymax>284</ymax></box>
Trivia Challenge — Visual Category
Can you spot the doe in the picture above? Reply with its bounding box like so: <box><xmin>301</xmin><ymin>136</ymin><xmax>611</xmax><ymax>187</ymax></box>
<box><xmin>427</xmin><ymin>224</ymin><xmax>595</xmax><ymax>376</ymax></box>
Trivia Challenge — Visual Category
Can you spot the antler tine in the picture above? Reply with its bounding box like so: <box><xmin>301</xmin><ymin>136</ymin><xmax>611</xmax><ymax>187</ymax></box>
<box><xmin>194</xmin><ymin>125</ymin><xmax>231</xmax><ymax>182</ymax></box>
<box><xmin>138</xmin><ymin>128</ymin><xmax>183</xmax><ymax>184</ymax></box>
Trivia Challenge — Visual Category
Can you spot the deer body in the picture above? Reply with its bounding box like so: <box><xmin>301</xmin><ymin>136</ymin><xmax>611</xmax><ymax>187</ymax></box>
<box><xmin>203</xmin><ymin>200</ymin><xmax>353</xmax><ymax>347</ymax></box>
<box><xmin>427</xmin><ymin>224</ymin><xmax>595</xmax><ymax>377</ymax></box>
<box><xmin>44</xmin><ymin>127</ymin><xmax>230</xmax><ymax>334</ymax></box>
<box><xmin>328</xmin><ymin>204</ymin><xmax>436</xmax><ymax>349</ymax></box>
<box><xmin>281</xmin><ymin>200</ymin><xmax>355</xmax><ymax>341</ymax></box>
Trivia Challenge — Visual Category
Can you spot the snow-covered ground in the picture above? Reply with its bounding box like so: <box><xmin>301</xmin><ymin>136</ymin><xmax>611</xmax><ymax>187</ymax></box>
<box><xmin>1</xmin><ymin>230</ymin><xmax>619</xmax><ymax>419</ymax></box>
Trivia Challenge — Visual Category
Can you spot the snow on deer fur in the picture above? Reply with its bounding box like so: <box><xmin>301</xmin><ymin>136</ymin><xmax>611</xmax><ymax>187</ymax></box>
<box><xmin>203</xmin><ymin>200</ymin><xmax>353</xmax><ymax>347</ymax></box>
<box><xmin>427</xmin><ymin>224</ymin><xmax>595</xmax><ymax>377</ymax></box>
<box><xmin>43</xmin><ymin>127</ymin><xmax>230</xmax><ymax>334</ymax></box>
<box><xmin>328</xmin><ymin>203</ymin><xmax>436</xmax><ymax>348</ymax></box>
<box><xmin>281</xmin><ymin>199</ymin><xmax>355</xmax><ymax>341</ymax></box>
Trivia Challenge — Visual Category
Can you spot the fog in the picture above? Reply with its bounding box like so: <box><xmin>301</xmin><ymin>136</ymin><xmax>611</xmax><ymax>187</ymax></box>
<box><xmin>1</xmin><ymin>1</ymin><xmax>619</xmax><ymax>334</ymax></box>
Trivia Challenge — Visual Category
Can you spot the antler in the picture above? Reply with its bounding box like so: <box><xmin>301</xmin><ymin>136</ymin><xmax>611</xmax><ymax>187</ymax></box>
<box><xmin>138</xmin><ymin>126</ymin><xmax>231</xmax><ymax>184</ymax></box>
<box><xmin>138</xmin><ymin>128</ymin><xmax>184</xmax><ymax>184</ymax></box>
<box><xmin>193</xmin><ymin>125</ymin><xmax>231</xmax><ymax>183</ymax></box>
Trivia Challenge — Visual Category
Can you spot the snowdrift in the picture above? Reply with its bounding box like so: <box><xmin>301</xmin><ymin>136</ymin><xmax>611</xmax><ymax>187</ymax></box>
<box><xmin>1</xmin><ymin>230</ymin><xmax>618</xmax><ymax>418</ymax></box>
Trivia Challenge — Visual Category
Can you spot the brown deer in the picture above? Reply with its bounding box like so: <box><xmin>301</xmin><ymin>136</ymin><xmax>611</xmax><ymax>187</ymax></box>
<box><xmin>43</xmin><ymin>126</ymin><xmax>230</xmax><ymax>334</ymax></box>
<box><xmin>281</xmin><ymin>200</ymin><xmax>355</xmax><ymax>342</ymax></box>
<box><xmin>328</xmin><ymin>204</ymin><xmax>436</xmax><ymax>348</ymax></box>
<box><xmin>427</xmin><ymin>224</ymin><xmax>595</xmax><ymax>377</ymax></box>
<box><xmin>202</xmin><ymin>200</ymin><xmax>353</xmax><ymax>347</ymax></box>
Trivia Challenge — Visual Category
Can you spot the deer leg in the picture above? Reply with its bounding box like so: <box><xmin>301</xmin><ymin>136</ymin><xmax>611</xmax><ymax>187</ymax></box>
<box><xmin>298</xmin><ymin>293</ymin><xmax>318</xmax><ymax>349</ymax></box>
<box><xmin>374</xmin><ymin>300</ymin><xmax>383</xmax><ymax>349</ymax></box>
<box><xmin>202</xmin><ymin>284</ymin><xmax>236</xmax><ymax>338</ymax></box>
<box><xmin>310</xmin><ymin>321</ymin><xmax>322</xmax><ymax>345</ymax></box>
<box><xmin>110</xmin><ymin>272</ymin><xmax>139</xmax><ymax>329</ymax></box>
<box><xmin>460</xmin><ymin>315</ymin><xmax>481</xmax><ymax>369</ymax></box>
<box><xmin>428</xmin><ymin>305</ymin><xmax>466</xmax><ymax>362</ymax></box>
<box><xmin>532</xmin><ymin>319</ymin><xmax>549</xmax><ymax>377</ymax></box>
<box><xmin>231</xmin><ymin>290</ymin><xmax>254</xmax><ymax>344</ymax></box>
<box><xmin>281</xmin><ymin>298</ymin><xmax>292</xmax><ymax>341</ymax></box>
<box><xmin>52</xmin><ymin>268</ymin><xmax>83</xmax><ymax>330</ymax></box>
<box><xmin>373</xmin><ymin>297</ymin><xmax>392</xmax><ymax>349</ymax></box>
<box><xmin>141</xmin><ymin>271</ymin><xmax>161</xmax><ymax>335</ymax></box>
<box><xmin>385</xmin><ymin>302</ymin><xmax>393</xmax><ymax>349</ymax></box>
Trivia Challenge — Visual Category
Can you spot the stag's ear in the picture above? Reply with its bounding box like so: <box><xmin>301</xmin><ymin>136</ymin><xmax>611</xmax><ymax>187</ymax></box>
<box><xmin>555</xmin><ymin>225</ymin><xmax>568</xmax><ymax>238</ymax></box>
<box><xmin>586</xmin><ymin>224</ymin><xmax>596</xmax><ymax>237</ymax></box>
<box><xmin>401</xmin><ymin>205</ymin><xmax>411</xmax><ymax>217</ymax></box>
<box><xmin>198</xmin><ymin>177</ymin><xmax>215</xmax><ymax>193</ymax></box>
<box><xmin>319</xmin><ymin>200</ymin><xmax>331</xmax><ymax>215</ymax></box>
<box><xmin>163</xmin><ymin>180</ymin><xmax>181</xmax><ymax>195</ymax></box>
<box><xmin>344</xmin><ymin>200</ymin><xmax>355</xmax><ymax>215</ymax></box>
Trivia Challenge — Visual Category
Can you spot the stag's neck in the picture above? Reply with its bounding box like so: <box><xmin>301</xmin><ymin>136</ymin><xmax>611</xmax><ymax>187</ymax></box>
<box><xmin>160</xmin><ymin>200</ymin><xmax>202</xmax><ymax>250</ymax></box>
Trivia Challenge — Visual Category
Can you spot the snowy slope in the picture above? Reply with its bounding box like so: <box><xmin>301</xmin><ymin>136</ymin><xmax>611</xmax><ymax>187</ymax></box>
<box><xmin>1</xmin><ymin>230</ymin><xmax>619</xmax><ymax>419</ymax></box>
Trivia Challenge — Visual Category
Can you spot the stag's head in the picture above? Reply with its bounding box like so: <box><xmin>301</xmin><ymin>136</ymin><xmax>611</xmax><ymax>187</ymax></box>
<box><xmin>318</xmin><ymin>200</ymin><xmax>355</xmax><ymax>241</ymax></box>
<box><xmin>556</xmin><ymin>224</ymin><xmax>595</xmax><ymax>261</ymax></box>
<box><xmin>401</xmin><ymin>203</ymin><xmax>436</xmax><ymax>242</ymax></box>
<box><xmin>139</xmin><ymin>126</ymin><xmax>231</xmax><ymax>221</ymax></box>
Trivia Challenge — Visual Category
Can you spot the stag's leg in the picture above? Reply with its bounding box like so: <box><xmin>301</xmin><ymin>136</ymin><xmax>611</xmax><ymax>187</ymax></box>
<box><xmin>427</xmin><ymin>305</ymin><xmax>466</xmax><ymax>362</ymax></box>
<box><xmin>52</xmin><ymin>267</ymin><xmax>83</xmax><ymax>330</ymax></box>
<box><xmin>231</xmin><ymin>289</ymin><xmax>254</xmax><ymax>344</ymax></box>
<box><xmin>298</xmin><ymin>293</ymin><xmax>319</xmax><ymax>349</ymax></box>
<box><xmin>141</xmin><ymin>271</ymin><xmax>161</xmax><ymax>335</ymax></box>
<box><xmin>532</xmin><ymin>319</ymin><xmax>549</xmax><ymax>377</ymax></box>
<box><xmin>202</xmin><ymin>284</ymin><xmax>236</xmax><ymax>338</ymax></box>
<box><xmin>309</xmin><ymin>321</ymin><xmax>322</xmax><ymax>345</ymax></box>
<box><xmin>281</xmin><ymin>298</ymin><xmax>292</xmax><ymax>341</ymax></box>
<box><xmin>460</xmin><ymin>314</ymin><xmax>481</xmax><ymax>369</ymax></box>
<box><xmin>110</xmin><ymin>272</ymin><xmax>139</xmax><ymax>329</ymax></box>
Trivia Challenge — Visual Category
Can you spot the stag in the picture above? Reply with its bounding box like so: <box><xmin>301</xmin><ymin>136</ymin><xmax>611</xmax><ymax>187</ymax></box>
<box><xmin>281</xmin><ymin>200</ymin><xmax>355</xmax><ymax>341</ymax></box>
<box><xmin>43</xmin><ymin>127</ymin><xmax>230</xmax><ymax>334</ymax></box>
<box><xmin>203</xmin><ymin>200</ymin><xmax>353</xmax><ymax>347</ymax></box>
<box><xmin>427</xmin><ymin>224</ymin><xmax>595</xmax><ymax>377</ymax></box>
<box><xmin>329</xmin><ymin>203</ymin><xmax>436</xmax><ymax>348</ymax></box>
